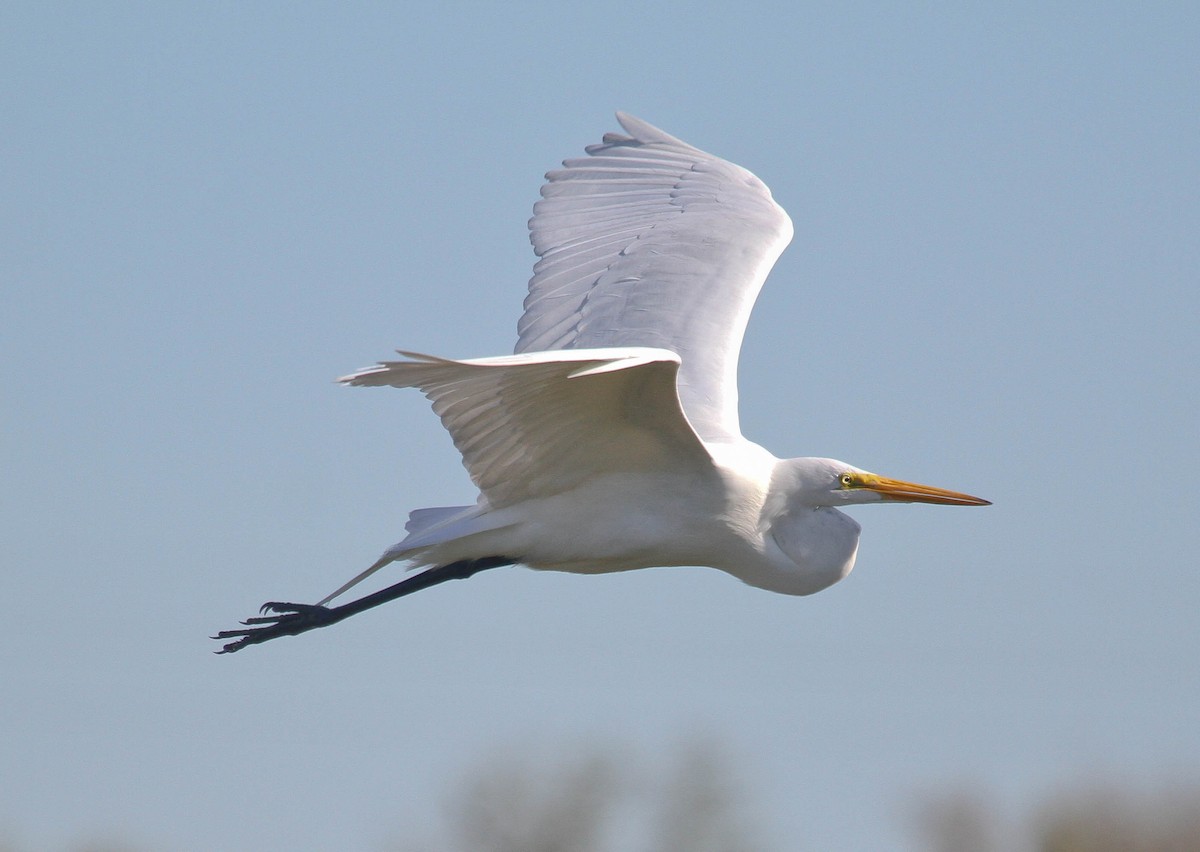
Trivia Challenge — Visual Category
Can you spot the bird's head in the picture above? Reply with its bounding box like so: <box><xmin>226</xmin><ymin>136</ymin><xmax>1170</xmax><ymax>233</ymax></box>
<box><xmin>782</xmin><ymin>457</ymin><xmax>991</xmax><ymax>509</ymax></box>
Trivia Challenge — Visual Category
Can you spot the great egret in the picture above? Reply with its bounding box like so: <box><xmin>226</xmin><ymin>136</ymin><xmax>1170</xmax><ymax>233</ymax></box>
<box><xmin>215</xmin><ymin>113</ymin><xmax>988</xmax><ymax>654</ymax></box>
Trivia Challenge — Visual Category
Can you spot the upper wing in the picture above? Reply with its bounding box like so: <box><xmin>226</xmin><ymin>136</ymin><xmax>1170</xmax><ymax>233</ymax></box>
<box><xmin>340</xmin><ymin>348</ymin><xmax>715</xmax><ymax>509</ymax></box>
<box><xmin>518</xmin><ymin>112</ymin><xmax>794</xmax><ymax>443</ymax></box>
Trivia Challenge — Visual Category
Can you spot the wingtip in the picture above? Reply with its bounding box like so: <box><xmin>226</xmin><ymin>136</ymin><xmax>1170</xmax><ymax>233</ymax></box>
<box><xmin>612</xmin><ymin>111</ymin><xmax>696</xmax><ymax>150</ymax></box>
<box><xmin>337</xmin><ymin>350</ymin><xmax>448</xmax><ymax>385</ymax></box>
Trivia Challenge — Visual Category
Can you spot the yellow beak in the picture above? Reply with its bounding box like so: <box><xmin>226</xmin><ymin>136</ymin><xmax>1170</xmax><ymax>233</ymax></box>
<box><xmin>859</xmin><ymin>474</ymin><xmax>991</xmax><ymax>506</ymax></box>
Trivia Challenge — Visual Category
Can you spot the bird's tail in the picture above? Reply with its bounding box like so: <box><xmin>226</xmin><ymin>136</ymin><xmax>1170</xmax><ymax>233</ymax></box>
<box><xmin>316</xmin><ymin>503</ymin><xmax>497</xmax><ymax>606</ymax></box>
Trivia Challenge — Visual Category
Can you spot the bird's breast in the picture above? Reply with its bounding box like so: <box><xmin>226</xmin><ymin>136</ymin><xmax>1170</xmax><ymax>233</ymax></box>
<box><xmin>743</xmin><ymin>507</ymin><xmax>861</xmax><ymax>596</ymax></box>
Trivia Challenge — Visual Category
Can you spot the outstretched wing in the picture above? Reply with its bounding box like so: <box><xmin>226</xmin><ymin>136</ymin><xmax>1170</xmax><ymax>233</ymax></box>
<box><xmin>519</xmin><ymin>112</ymin><xmax>794</xmax><ymax>443</ymax></box>
<box><xmin>340</xmin><ymin>348</ymin><xmax>714</xmax><ymax>510</ymax></box>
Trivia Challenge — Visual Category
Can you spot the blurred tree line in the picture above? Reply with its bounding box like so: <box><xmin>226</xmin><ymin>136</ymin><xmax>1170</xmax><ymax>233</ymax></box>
<box><xmin>400</xmin><ymin>745</ymin><xmax>1200</xmax><ymax>852</ymax></box>
<box><xmin>913</xmin><ymin>781</ymin><xmax>1200</xmax><ymax>852</ymax></box>
<box><xmin>396</xmin><ymin>741</ymin><xmax>760</xmax><ymax>852</ymax></box>
<box><xmin>7</xmin><ymin>744</ymin><xmax>1199</xmax><ymax>851</ymax></box>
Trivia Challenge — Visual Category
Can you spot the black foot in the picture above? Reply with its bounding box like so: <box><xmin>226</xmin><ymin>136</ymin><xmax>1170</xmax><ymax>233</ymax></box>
<box><xmin>212</xmin><ymin>601</ymin><xmax>340</xmax><ymax>654</ymax></box>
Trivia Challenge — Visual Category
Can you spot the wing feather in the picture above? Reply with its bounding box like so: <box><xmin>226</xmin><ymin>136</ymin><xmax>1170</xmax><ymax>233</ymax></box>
<box><xmin>341</xmin><ymin>349</ymin><xmax>714</xmax><ymax>509</ymax></box>
<box><xmin>519</xmin><ymin>113</ymin><xmax>793</xmax><ymax>443</ymax></box>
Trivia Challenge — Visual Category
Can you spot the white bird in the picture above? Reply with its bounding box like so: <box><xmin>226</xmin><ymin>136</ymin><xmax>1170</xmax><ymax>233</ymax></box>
<box><xmin>216</xmin><ymin>113</ymin><xmax>989</xmax><ymax>653</ymax></box>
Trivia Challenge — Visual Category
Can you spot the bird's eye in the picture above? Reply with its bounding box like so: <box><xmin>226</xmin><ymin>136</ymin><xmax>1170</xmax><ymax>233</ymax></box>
<box><xmin>840</xmin><ymin>473</ymin><xmax>854</xmax><ymax>487</ymax></box>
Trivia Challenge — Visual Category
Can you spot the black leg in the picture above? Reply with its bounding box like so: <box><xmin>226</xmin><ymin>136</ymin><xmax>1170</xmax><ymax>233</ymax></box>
<box><xmin>213</xmin><ymin>556</ymin><xmax>514</xmax><ymax>654</ymax></box>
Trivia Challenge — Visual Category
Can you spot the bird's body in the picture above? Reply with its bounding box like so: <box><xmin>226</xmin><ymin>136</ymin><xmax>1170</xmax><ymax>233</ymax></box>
<box><xmin>216</xmin><ymin>113</ymin><xmax>988</xmax><ymax>653</ymax></box>
<box><xmin>349</xmin><ymin>415</ymin><xmax>855</xmax><ymax>598</ymax></box>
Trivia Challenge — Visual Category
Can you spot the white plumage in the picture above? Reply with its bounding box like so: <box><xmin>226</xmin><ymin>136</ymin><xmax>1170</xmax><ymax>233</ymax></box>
<box><xmin>519</xmin><ymin>113</ymin><xmax>793</xmax><ymax>443</ymax></box>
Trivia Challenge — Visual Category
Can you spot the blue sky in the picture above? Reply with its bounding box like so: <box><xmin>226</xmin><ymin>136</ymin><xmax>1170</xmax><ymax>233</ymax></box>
<box><xmin>3</xmin><ymin>3</ymin><xmax>1198</xmax><ymax>849</ymax></box>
